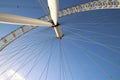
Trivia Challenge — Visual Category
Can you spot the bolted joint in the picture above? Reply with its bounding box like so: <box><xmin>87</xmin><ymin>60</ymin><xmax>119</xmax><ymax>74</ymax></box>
<box><xmin>51</xmin><ymin>20</ymin><xmax>60</xmax><ymax>27</ymax></box>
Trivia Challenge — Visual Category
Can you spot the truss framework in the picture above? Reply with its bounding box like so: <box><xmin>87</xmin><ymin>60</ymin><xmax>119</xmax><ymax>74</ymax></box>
<box><xmin>0</xmin><ymin>0</ymin><xmax>120</xmax><ymax>51</ymax></box>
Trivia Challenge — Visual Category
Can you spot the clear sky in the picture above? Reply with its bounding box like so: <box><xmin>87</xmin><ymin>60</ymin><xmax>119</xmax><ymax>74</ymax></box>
<box><xmin>0</xmin><ymin>0</ymin><xmax>120</xmax><ymax>80</ymax></box>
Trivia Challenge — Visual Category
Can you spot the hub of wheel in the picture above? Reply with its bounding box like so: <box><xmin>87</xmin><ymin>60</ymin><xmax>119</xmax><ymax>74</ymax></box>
<box><xmin>52</xmin><ymin>23</ymin><xmax>64</xmax><ymax>39</ymax></box>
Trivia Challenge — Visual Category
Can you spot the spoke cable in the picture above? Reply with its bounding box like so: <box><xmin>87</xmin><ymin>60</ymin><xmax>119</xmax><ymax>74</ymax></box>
<box><xmin>62</xmin><ymin>28</ymin><xmax>120</xmax><ymax>55</ymax></box>
<box><xmin>69</xmin><ymin>39</ymin><xmax>114</xmax><ymax>80</ymax></box>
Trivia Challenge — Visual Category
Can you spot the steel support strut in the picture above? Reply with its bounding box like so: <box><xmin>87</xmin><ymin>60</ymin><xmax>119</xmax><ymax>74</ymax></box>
<box><xmin>52</xmin><ymin>23</ymin><xmax>64</xmax><ymax>39</ymax></box>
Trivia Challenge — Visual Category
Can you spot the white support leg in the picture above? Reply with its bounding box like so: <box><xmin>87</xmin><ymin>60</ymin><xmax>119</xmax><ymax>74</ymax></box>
<box><xmin>53</xmin><ymin>26</ymin><xmax>63</xmax><ymax>39</ymax></box>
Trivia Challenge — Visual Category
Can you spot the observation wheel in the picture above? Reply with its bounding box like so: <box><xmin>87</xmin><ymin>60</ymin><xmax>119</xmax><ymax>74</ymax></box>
<box><xmin>0</xmin><ymin>0</ymin><xmax>120</xmax><ymax>80</ymax></box>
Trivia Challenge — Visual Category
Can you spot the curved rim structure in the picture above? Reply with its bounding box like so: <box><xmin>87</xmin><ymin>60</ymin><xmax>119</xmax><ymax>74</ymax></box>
<box><xmin>0</xmin><ymin>0</ymin><xmax>120</xmax><ymax>51</ymax></box>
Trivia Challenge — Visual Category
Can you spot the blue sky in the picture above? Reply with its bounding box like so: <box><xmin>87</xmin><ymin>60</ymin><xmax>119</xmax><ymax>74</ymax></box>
<box><xmin>0</xmin><ymin>0</ymin><xmax>120</xmax><ymax>80</ymax></box>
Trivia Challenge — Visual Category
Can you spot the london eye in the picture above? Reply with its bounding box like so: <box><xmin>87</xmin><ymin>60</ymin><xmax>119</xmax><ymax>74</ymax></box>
<box><xmin>0</xmin><ymin>0</ymin><xmax>120</xmax><ymax>80</ymax></box>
